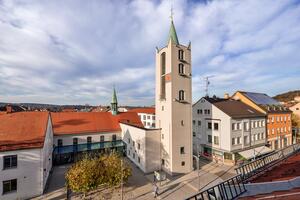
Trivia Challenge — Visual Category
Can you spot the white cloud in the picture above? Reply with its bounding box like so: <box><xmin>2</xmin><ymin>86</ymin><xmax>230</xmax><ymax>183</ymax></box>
<box><xmin>0</xmin><ymin>0</ymin><xmax>299</xmax><ymax>105</ymax></box>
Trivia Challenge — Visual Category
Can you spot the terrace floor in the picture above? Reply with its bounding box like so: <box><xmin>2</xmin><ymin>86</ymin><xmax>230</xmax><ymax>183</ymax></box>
<box><xmin>250</xmin><ymin>152</ymin><xmax>300</xmax><ymax>183</ymax></box>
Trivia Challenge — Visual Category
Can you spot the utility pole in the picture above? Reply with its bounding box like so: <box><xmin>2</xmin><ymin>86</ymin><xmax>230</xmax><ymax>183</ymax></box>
<box><xmin>121</xmin><ymin>157</ymin><xmax>123</xmax><ymax>200</ymax></box>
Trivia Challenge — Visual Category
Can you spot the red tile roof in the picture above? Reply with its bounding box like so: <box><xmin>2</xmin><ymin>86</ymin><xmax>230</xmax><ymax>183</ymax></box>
<box><xmin>0</xmin><ymin>112</ymin><xmax>49</xmax><ymax>152</ymax></box>
<box><xmin>128</xmin><ymin>107</ymin><xmax>155</xmax><ymax>114</ymax></box>
<box><xmin>51</xmin><ymin>112</ymin><xmax>143</xmax><ymax>135</ymax></box>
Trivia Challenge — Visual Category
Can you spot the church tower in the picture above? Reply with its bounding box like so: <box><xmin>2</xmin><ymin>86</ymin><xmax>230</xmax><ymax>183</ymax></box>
<box><xmin>155</xmin><ymin>19</ymin><xmax>193</xmax><ymax>174</ymax></box>
<box><xmin>111</xmin><ymin>87</ymin><xmax>118</xmax><ymax>115</ymax></box>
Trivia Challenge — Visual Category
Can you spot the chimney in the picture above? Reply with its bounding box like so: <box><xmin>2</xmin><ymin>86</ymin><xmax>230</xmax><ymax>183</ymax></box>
<box><xmin>6</xmin><ymin>104</ymin><xmax>12</xmax><ymax>113</ymax></box>
<box><xmin>224</xmin><ymin>93</ymin><xmax>230</xmax><ymax>99</ymax></box>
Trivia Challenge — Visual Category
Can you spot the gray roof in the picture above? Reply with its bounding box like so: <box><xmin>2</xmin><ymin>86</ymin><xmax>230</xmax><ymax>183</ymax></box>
<box><xmin>205</xmin><ymin>97</ymin><xmax>266</xmax><ymax>118</ymax></box>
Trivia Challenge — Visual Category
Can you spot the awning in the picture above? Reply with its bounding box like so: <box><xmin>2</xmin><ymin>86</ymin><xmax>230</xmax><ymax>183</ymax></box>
<box><xmin>238</xmin><ymin>146</ymin><xmax>273</xmax><ymax>159</ymax></box>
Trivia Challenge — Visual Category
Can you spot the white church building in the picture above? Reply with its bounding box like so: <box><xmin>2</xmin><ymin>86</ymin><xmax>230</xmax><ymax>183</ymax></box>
<box><xmin>0</xmin><ymin>19</ymin><xmax>193</xmax><ymax>199</ymax></box>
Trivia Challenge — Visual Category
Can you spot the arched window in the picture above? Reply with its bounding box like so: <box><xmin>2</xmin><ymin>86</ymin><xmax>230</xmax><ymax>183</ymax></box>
<box><xmin>161</xmin><ymin>52</ymin><xmax>166</xmax><ymax>75</ymax></box>
<box><xmin>179</xmin><ymin>63</ymin><xmax>184</xmax><ymax>74</ymax></box>
<box><xmin>179</xmin><ymin>90</ymin><xmax>185</xmax><ymax>101</ymax></box>
<box><xmin>160</xmin><ymin>52</ymin><xmax>166</xmax><ymax>100</ymax></box>
<box><xmin>178</xmin><ymin>50</ymin><xmax>184</xmax><ymax>60</ymax></box>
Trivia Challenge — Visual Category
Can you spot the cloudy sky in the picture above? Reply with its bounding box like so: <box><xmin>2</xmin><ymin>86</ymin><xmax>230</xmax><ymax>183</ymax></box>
<box><xmin>0</xmin><ymin>0</ymin><xmax>300</xmax><ymax>106</ymax></box>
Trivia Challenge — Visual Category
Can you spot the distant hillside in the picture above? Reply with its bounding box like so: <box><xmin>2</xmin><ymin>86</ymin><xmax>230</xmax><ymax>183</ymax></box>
<box><xmin>274</xmin><ymin>90</ymin><xmax>300</xmax><ymax>102</ymax></box>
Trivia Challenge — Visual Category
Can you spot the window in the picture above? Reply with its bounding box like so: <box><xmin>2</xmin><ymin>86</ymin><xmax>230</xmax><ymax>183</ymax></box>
<box><xmin>112</xmin><ymin>134</ymin><xmax>117</xmax><ymax>141</ymax></box>
<box><xmin>214</xmin><ymin>136</ymin><xmax>219</xmax><ymax>145</ymax></box>
<box><xmin>147</xmin><ymin>122</ymin><xmax>150</xmax><ymax>126</ymax></box>
<box><xmin>237</xmin><ymin>123</ymin><xmax>241</xmax><ymax>130</ymax></box>
<box><xmin>271</xmin><ymin>117</ymin><xmax>274</xmax><ymax>122</ymax></box>
<box><xmin>152</xmin><ymin>116</ymin><xmax>155</xmax><ymax>120</ymax></box>
<box><xmin>180</xmin><ymin>147</ymin><xmax>185</xmax><ymax>154</ymax></box>
<box><xmin>133</xmin><ymin>153</ymin><xmax>135</xmax><ymax>159</ymax></box>
<box><xmin>160</xmin><ymin>53</ymin><xmax>166</xmax><ymax>99</ymax></box>
<box><xmin>138</xmin><ymin>143</ymin><xmax>140</xmax><ymax>150</ymax></box>
<box><xmin>73</xmin><ymin>138</ymin><xmax>78</xmax><ymax>145</ymax></box>
<box><xmin>133</xmin><ymin>141</ymin><xmax>135</xmax><ymax>147</ymax></box>
<box><xmin>179</xmin><ymin>90</ymin><xmax>185</xmax><ymax>101</ymax></box>
<box><xmin>232</xmin><ymin>138</ymin><xmax>235</xmax><ymax>145</ymax></box>
<box><xmin>204</xmin><ymin>109</ymin><xmax>210</xmax><ymax>114</ymax></box>
<box><xmin>181</xmin><ymin>161</ymin><xmax>185</xmax><ymax>166</ymax></box>
<box><xmin>3</xmin><ymin>155</ymin><xmax>17</xmax><ymax>170</ymax></box>
<box><xmin>143</xmin><ymin>115</ymin><xmax>146</xmax><ymax>120</ymax></box>
<box><xmin>152</xmin><ymin>123</ymin><xmax>155</xmax><ymax>127</ymax></box>
<box><xmin>244</xmin><ymin>122</ymin><xmax>249</xmax><ymax>131</ymax></box>
<box><xmin>161</xmin><ymin>52</ymin><xmax>166</xmax><ymax>75</ymax></box>
<box><xmin>193</xmin><ymin>120</ymin><xmax>196</xmax><ymax>125</ymax></box>
<box><xmin>244</xmin><ymin>136</ymin><xmax>248</xmax><ymax>144</ymax></box>
<box><xmin>162</xmin><ymin>106</ymin><xmax>164</xmax><ymax>111</ymax></box>
<box><xmin>147</xmin><ymin>116</ymin><xmax>150</xmax><ymax>119</ymax></box>
<box><xmin>208</xmin><ymin>122</ymin><xmax>212</xmax><ymax>129</ymax></box>
<box><xmin>128</xmin><ymin>150</ymin><xmax>130</xmax><ymax>156</ymax></box>
<box><xmin>237</xmin><ymin>137</ymin><xmax>241</xmax><ymax>144</ymax></box>
<box><xmin>232</xmin><ymin>123</ymin><xmax>235</xmax><ymax>130</ymax></box>
<box><xmin>3</xmin><ymin>179</ymin><xmax>17</xmax><ymax>194</ymax></box>
<box><xmin>178</xmin><ymin>49</ymin><xmax>184</xmax><ymax>60</ymax></box>
<box><xmin>179</xmin><ymin>63</ymin><xmax>184</xmax><ymax>75</ymax></box>
<box><xmin>214</xmin><ymin>123</ymin><xmax>219</xmax><ymax>130</ymax></box>
<box><xmin>58</xmin><ymin>139</ymin><xmax>63</xmax><ymax>147</ymax></box>
<box><xmin>87</xmin><ymin>137</ymin><xmax>92</xmax><ymax>143</ymax></box>
<box><xmin>197</xmin><ymin>109</ymin><xmax>203</xmax><ymax>114</ymax></box>
<box><xmin>101</xmin><ymin>136</ymin><xmax>105</xmax><ymax>142</ymax></box>
<box><xmin>181</xmin><ymin>120</ymin><xmax>184</xmax><ymax>126</ymax></box>
<box><xmin>198</xmin><ymin>121</ymin><xmax>201</xmax><ymax>126</ymax></box>
<box><xmin>138</xmin><ymin>157</ymin><xmax>140</xmax><ymax>163</ymax></box>
<box><xmin>208</xmin><ymin>135</ymin><xmax>212</xmax><ymax>143</ymax></box>
<box><xmin>162</xmin><ymin>159</ymin><xmax>165</xmax><ymax>166</ymax></box>
<box><xmin>193</xmin><ymin>132</ymin><xmax>196</xmax><ymax>137</ymax></box>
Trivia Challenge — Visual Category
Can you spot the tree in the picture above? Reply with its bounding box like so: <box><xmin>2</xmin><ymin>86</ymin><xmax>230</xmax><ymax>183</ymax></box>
<box><xmin>65</xmin><ymin>153</ymin><xmax>132</xmax><ymax>196</ymax></box>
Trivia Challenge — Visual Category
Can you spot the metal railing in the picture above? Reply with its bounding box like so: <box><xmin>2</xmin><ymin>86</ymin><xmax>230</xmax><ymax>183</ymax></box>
<box><xmin>235</xmin><ymin>142</ymin><xmax>300</xmax><ymax>181</ymax></box>
<box><xmin>185</xmin><ymin>175</ymin><xmax>246</xmax><ymax>200</ymax></box>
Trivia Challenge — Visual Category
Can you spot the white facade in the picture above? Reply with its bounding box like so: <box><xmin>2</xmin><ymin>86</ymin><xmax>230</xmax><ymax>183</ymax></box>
<box><xmin>193</xmin><ymin>98</ymin><xmax>267</xmax><ymax>164</ymax></box>
<box><xmin>121</xmin><ymin>123</ymin><xmax>161</xmax><ymax>173</ymax></box>
<box><xmin>0</xmin><ymin>116</ymin><xmax>53</xmax><ymax>200</ymax></box>
<box><xmin>138</xmin><ymin>113</ymin><xmax>156</xmax><ymax>129</ymax></box>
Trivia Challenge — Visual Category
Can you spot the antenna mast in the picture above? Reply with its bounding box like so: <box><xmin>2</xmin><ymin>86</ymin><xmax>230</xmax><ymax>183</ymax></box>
<box><xmin>204</xmin><ymin>75</ymin><xmax>214</xmax><ymax>97</ymax></box>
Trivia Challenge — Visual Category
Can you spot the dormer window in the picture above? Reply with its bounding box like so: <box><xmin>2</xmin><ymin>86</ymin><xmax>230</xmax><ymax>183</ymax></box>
<box><xmin>178</xmin><ymin>50</ymin><xmax>184</xmax><ymax>60</ymax></box>
<box><xmin>179</xmin><ymin>90</ymin><xmax>185</xmax><ymax>101</ymax></box>
<box><xmin>179</xmin><ymin>63</ymin><xmax>184</xmax><ymax>75</ymax></box>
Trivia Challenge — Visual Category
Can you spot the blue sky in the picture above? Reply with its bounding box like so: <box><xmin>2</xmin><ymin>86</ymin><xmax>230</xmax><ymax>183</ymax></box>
<box><xmin>0</xmin><ymin>0</ymin><xmax>300</xmax><ymax>106</ymax></box>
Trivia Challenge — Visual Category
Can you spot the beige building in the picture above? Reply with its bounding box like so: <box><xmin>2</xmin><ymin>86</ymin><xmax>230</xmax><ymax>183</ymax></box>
<box><xmin>155</xmin><ymin>20</ymin><xmax>193</xmax><ymax>174</ymax></box>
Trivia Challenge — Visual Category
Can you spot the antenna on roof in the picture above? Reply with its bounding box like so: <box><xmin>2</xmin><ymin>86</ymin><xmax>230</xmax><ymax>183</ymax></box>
<box><xmin>204</xmin><ymin>75</ymin><xmax>214</xmax><ymax>97</ymax></box>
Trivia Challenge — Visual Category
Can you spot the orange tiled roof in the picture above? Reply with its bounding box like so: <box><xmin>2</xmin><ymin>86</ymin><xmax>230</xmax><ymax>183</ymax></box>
<box><xmin>51</xmin><ymin>112</ymin><xmax>143</xmax><ymax>135</ymax></box>
<box><xmin>0</xmin><ymin>112</ymin><xmax>49</xmax><ymax>152</ymax></box>
<box><xmin>128</xmin><ymin>107</ymin><xmax>155</xmax><ymax>114</ymax></box>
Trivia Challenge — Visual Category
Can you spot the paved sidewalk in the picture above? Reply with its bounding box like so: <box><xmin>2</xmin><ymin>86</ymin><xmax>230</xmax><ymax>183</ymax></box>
<box><xmin>33</xmin><ymin>158</ymin><xmax>236</xmax><ymax>200</ymax></box>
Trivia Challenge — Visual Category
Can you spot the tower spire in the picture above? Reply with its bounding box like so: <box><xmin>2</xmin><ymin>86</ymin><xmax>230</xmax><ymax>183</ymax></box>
<box><xmin>111</xmin><ymin>86</ymin><xmax>118</xmax><ymax>115</ymax></box>
<box><xmin>167</xmin><ymin>3</ymin><xmax>179</xmax><ymax>45</ymax></box>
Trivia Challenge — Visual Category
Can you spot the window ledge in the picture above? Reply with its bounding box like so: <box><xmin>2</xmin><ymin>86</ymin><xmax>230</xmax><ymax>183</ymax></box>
<box><xmin>3</xmin><ymin>166</ymin><xmax>17</xmax><ymax>171</ymax></box>
<box><xmin>175</xmin><ymin>99</ymin><xmax>190</xmax><ymax>104</ymax></box>
<box><xmin>179</xmin><ymin>73</ymin><xmax>192</xmax><ymax>78</ymax></box>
